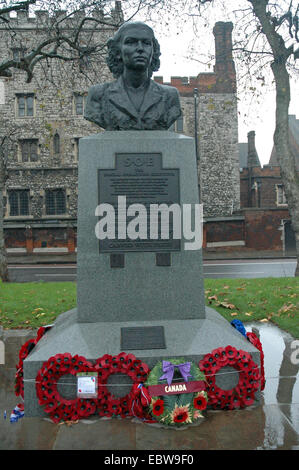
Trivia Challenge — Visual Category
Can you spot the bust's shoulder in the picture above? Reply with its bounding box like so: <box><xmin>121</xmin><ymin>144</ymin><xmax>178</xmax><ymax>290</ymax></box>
<box><xmin>152</xmin><ymin>80</ymin><xmax>178</xmax><ymax>94</ymax></box>
<box><xmin>151</xmin><ymin>80</ymin><xmax>180</xmax><ymax>97</ymax></box>
<box><xmin>87</xmin><ymin>81</ymin><xmax>114</xmax><ymax>99</ymax></box>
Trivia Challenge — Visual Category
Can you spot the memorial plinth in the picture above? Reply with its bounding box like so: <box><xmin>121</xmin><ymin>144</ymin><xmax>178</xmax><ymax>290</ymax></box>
<box><xmin>23</xmin><ymin>131</ymin><xmax>260</xmax><ymax>417</ymax></box>
<box><xmin>77</xmin><ymin>131</ymin><xmax>205</xmax><ymax>323</ymax></box>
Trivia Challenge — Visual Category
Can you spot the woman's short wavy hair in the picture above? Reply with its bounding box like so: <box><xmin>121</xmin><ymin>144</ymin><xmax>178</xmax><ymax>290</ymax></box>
<box><xmin>106</xmin><ymin>21</ymin><xmax>161</xmax><ymax>78</ymax></box>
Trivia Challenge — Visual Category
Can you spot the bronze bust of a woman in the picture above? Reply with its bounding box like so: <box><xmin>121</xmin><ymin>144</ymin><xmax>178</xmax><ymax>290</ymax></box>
<box><xmin>84</xmin><ymin>21</ymin><xmax>182</xmax><ymax>131</ymax></box>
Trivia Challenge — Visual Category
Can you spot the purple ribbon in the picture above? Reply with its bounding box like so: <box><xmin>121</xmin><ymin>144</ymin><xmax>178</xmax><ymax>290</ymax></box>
<box><xmin>159</xmin><ymin>361</ymin><xmax>192</xmax><ymax>386</ymax></box>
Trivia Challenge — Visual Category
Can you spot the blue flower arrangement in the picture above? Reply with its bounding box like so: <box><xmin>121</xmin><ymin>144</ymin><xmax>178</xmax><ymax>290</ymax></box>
<box><xmin>230</xmin><ymin>319</ymin><xmax>247</xmax><ymax>337</ymax></box>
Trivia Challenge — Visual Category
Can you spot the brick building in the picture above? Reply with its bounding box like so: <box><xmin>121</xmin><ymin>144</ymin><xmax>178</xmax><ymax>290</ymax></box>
<box><xmin>237</xmin><ymin>117</ymin><xmax>299</xmax><ymax>256</ymax></box>
<box><xmin>205</xmin><ymin>117</ymin><xmax>298</xmax><ymax>257</ymax></box>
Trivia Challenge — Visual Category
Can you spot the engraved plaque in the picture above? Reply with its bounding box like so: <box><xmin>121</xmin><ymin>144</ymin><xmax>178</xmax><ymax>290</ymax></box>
<box><xmin>121</xmin><ymin>326</ymin><xmax>166</xmax><ymax>350</ymax></box>
<box><xmin>98</xmin><ymin>153</ymin><xmax>180</xmax><ymax>253</ymax></box>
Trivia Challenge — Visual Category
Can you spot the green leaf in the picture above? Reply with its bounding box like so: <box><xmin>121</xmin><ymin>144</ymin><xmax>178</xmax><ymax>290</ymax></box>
<box><xmin>163</xmin><ymin>394</ymin><xmax>177</xmax><ymax>410</ymax></box>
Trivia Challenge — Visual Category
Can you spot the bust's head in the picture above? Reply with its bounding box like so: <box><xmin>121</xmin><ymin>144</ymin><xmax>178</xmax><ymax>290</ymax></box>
<box><xmin>107</xmin><ymin>21</ymin><xmax>161</xmax><ymax>78</ymax></box>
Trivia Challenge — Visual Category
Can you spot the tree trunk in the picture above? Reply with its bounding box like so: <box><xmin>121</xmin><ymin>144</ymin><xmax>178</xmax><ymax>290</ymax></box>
<box><xmin>250</xmin><ymin>0</ymin><xmax>299</xmax><ymax>276</ymax></box>
<box><xmin>271</xmin><ymin>58</ymin><xmax>299</xmax><ymax>278</ymax></box>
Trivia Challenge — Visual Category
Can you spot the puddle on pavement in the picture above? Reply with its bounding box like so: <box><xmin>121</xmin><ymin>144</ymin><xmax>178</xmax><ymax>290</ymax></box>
<box><xmin>246</xmin><ymin>322</ymin><xmax>299</xmax><ymax>406</ymax></box>
<box><xmin>0</xmin><ymin>322</ymin><xmax>299</xmax><ymax>449</ymax></box>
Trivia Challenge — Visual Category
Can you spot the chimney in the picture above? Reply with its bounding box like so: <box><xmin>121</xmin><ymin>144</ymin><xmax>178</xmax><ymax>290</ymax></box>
<box><xmin>213</xmin><ymin>22</ymin><xmax>236</xmax><ymax>92</ymax></box>
<box><xmin>247</xmin><ymin>131</ymin><xmax>261</xmax><ymax>167</ymax></box>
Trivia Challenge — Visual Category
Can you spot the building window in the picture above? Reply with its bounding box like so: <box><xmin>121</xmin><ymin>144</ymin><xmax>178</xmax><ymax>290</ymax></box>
<box><xmin>16</xmin><ymin>94</ymin><xmax>34</xmax><ymax>117</ymax></box>
<box><xmin>45</xmin><ymin>189</ymin><xmax>66</xmax><ymax>215</ymax></box>
<box><xmin>8</xmin><ymin>190</ymin><xmax>29</xmax><ymax>216</ymax></box>
<box><xmin>0</xmin><ymin>80</ymin><xmax>5</xmax><ymax>105</ymax></box>
<box><xmin>53</xmin><ymin>132</ymin><xmax>60</xmax><ymax>154</ymax></box>
<box><xmin>169</xmin><ymin>115</ymin><xmax>184</xmax><ymax>133</ymax></box>
<box><xmin>79</xmin><ymin>48</ymin><xmax>91</xmax><ymax>71</ymax></box>
<box><xmin>12</xmin><ymin>48</ymin><xmax>26</xmax><ymax>62</ymax></box>
<box><xmin>73</xmin><ymin>137</ymin><xmax>80</xmax><ymax>161</ymax></box>
<box><xmin>276</xmin><ymin>184</ymin><xmax>287</xmax><ymax>206</ymax></box>
<box><xmin>176</xmin><ymin>115</ymin><xmax>184</xmax><ymax>132</ymax></box>
<box><xmin>74</xmin><ymin>93</ymin><xmax>87</xmax><ymax>115</ymax></box>
<box><xmin>20</xmin><ymin>139</ymin><xmax>38</xmax><ymax>162</ymax></box>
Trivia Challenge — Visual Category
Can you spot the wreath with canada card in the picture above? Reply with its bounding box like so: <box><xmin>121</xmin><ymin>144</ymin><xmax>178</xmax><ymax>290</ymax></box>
<box><xmin>198</xmin><ymin>345</ymin><xmax>261</xmax><ymax>410</ymax></box>
<box><xmin>145</xmin><ymin>358</ymin><xmax>208</xmax><ymax>427</ymax></box>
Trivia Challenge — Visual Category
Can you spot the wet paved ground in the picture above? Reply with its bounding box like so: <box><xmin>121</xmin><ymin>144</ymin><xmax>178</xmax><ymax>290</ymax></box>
<box><xmin>0</xmin><ymin>322</ymin><xmax>298</xmax><ymax>451</ymax></box>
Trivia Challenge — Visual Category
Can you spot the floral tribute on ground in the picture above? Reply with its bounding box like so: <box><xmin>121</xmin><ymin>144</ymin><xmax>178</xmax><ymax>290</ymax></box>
<box><xmin>36</xmin><ymin>353</ymin><xmax>98</xmax><ymax>423</ymax></box>
<box><xmin>15</xmin><ymin>326</ymin><xmax>51</xmax><ymax>399</ymax></box>
<box><xmin>246</xmin><ymin>332</ymin><xmax>266</xmax><ymax>390</ymax></box>
<box><xmin>95</xmin><ymin>353</ymin><xmax>150</xmax><ymax>419</ymax></box>
<box><xmin>145</xmin><ymin>358</ymin><xmax>208</xmax><ymax>427</ymax></box>
<box><xmin>34</xmin><ymin>352</ymin><xmax>151</xmax><ymax>423</ymax></box>
<box><xmin>230</xmin><ymin>319</ymin><xmax>266</xmax><ymax>391</ymax></box>
<box><xmin>14</xmin><ymin>330</ymin><xmax>265</xmax><ymax>424</ymax></box>
<box><xmin>199</xmin><ymin>346</ymin><xmax>261</xmax><ymax>409</ymax></box>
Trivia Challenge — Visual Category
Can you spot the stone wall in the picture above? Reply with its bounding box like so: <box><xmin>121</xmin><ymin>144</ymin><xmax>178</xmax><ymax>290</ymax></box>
<box><xmin>198</xmin><ymin>93</ymin><xmax>239</xmax><ymax>216</ymax></box>
<box><xmin>0</xmin><ymin>8</ymin><xmax>117</xmax><ymax>226</ymax></box>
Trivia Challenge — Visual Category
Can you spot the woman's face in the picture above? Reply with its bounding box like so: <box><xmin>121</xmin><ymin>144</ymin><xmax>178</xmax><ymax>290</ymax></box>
<box><xmin>119</xmin><ymin>24</ymin><xmax>153</xmax><ymax>72</ymax></box>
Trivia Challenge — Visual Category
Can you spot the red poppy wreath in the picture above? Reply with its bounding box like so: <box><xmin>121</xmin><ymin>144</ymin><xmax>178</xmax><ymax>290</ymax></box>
<box><xmin>246</xmin><ymin>332</ymin><xmax>266</xmax><ymax>391</ymax></box>
<box><xmin>35</xmin><ymin>352</ymin><xmax>151</xmax><ymax>423</ymax></box>
<box><xmin>36</xmin><ymin>353</ymin><xmax>97</xmax><ymax>423</ymax></box>
<box><xmin>95</xmin><ymin>353</ymin><xmax>150</xmax><ymax>419</ymax></box>
<box><xmin>15</xmin><ymin>326</ymin><xmax>50</xmax><ymax>399</ymax></box>
<box><xmin>198</xmin><ymin>346</ymin><xmax>261</xmax><ymax>409</ymax></box>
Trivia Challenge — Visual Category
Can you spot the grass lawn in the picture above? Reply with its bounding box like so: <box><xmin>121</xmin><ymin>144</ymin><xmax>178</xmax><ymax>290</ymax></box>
<box><xmin>0</xmin><ymin>277</ymin><xmax>298</xmax><ymax>338</ymax></box>
<box><xmin>204</xmin><ymin>277</ymin><xmax>299</xmax><ymax>338</ymax></box>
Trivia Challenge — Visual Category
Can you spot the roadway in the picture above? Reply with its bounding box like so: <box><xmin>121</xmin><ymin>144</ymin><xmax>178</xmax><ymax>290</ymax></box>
<box><xmin>6</xmin><ymin>259</ymin><xmax>297</xmax><ymax>282</ymax></box>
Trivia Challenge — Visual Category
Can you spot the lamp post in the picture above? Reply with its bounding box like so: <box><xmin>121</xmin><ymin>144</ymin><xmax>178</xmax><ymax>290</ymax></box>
<box><xmin>194</xmin><ymin>88</ymin><xmax>200</xmax><ymax>201</ymax></box>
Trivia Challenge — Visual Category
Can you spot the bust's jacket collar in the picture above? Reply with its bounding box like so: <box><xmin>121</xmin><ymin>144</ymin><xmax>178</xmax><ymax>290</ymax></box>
<box><xmin>108</xmin><ymin>76</ymin><xmax>163</xmax><ymax>119</ymax></box>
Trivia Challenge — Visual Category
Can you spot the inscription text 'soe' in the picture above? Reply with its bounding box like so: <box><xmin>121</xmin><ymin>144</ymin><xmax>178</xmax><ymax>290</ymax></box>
<box><xmin>98</xmin><ymin>153</ymin><xmax>180</xmax><ymax>253</ymax></box>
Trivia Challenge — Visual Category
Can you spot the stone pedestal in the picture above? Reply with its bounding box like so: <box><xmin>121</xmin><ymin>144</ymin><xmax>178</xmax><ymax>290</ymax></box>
<box><xmin>23</xmin><ymin>131</ymin><xmax>260</xmax><ymax>417</ymax></box>
<box><xmin>76</xmin><ymin>131</ymin><xmax>205</xmax><ymax>323</ymax></box>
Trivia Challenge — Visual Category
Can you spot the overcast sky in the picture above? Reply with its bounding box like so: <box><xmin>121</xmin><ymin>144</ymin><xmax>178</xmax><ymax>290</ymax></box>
<box><xmin>153</xmin><ymin>28</ymin><xmax>298</xmax><ymax>167</ymax></box>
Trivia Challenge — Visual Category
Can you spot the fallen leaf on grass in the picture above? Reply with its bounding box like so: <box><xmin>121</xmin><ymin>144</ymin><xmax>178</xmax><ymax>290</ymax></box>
<box><xmin>32</xmin><ymin>308</ymin><xmax>44</xmax><ymax>314</ymax></box>
<box><xmin>231</xmin><ymin>312</ymin><xmax>238</xmax><ymax>316</ymax></box>
<box><xmin>217</xmin><ymin>302</ymin><xmax>237</xmax><ymax>310</ymax></box>
<box><xmin>245</xmin><ymin>312</ymin><xmax>253</xmax><ymax>316</ymax></box>
<box><xmin>278</xmin><ymin>303</ymin><xmax>296</xmax><ymax>315</ymax></box>
<box><xmin>260</xmin><ymin>318</ymin><xmax>268</xmax><ymax>322</ymax></box>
